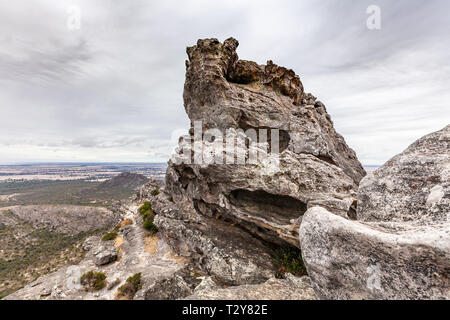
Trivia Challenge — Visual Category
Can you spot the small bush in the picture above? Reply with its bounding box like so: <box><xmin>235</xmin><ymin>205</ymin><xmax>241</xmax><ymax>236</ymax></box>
<box><xmin>116</xmin><ymin>272</ymin><xmax>142</xmax><ymax>300</ymax></box>
<box><xmin>150</xmin><ymin>189</ymin><xmax>160</xmax><ymax>196</ymax></box>
<box><xmin>102</xmin><ymin>232</ymin><xmax>117</xmax><ymax>241</ymax></box>
<box><xmin>80</xmin><ymin>271</ymin><xmax>107</xmax><ymax>291</ymax></box>
<box><xmin>273</xmin><ymin>246</ymin><xmax>307</xmax><ymax>278</ymax></box>
<box><xmin>143</xmin><ymin>216</ymin><xmax>158</xmax><ymax>234</ymax></box>
<box><xmin>167</xmin><ymin>196</ymin><xmax>174</xmax><ymax>202</ymax></box>
<box><xmin>138</xmin><ymin>202</ymin><xmax>153</xmax><ymax>218</ymax></box>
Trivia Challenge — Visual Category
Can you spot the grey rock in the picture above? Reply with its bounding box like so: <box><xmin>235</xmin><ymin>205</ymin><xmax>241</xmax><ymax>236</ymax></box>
<box><xmin>107</xmin><ymin>278</ymin><xmax>121</xmax><ymax>290</ymax></box>
<box><xmin>93</xmin><ymin>245</ymin><xmax>118</xmax><ymax>266</ymax></box>
<box><xmin>300</xmin><ymin>126</ymin><xmax>450</xmax><ymax>300</ymax></box>
<box><xmin>357</xmin><ymin>125</ymin><xmax>450</xmax><ymax>223</ymax></box>
<box><xmin>144</xmin><ymin>275</ymin><xmax>193</xmax><ymax>300</ymax></box>
<box><xmin>185</xmin><ymin>275</ymin><xmax>316</xmax><ymax>300</ymax></box>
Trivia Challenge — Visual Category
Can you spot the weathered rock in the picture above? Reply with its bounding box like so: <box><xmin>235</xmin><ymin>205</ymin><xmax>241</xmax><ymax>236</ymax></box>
<box><xmin>357</xmin><ymin>125</ymin><xmax>450</xmax><ymax>223</ymax></box>
<box><xmin>183</xmin><ymin>38</ymin><xmax>365</xmax><ymax>184</ymax></box>
<box><xmin>144</xmin><ymin>274</ymin><xmax>193</xmax><ymax>300</ymax></box>
<box><xmin>300</xmin><ymin>126</ymin><xmax>450</xmax><ymax>300</ymax></box>
<box><xmin>154</xmin><ymin>38</ymin><xmax>365</xmax><ymax>285</ymax></box>
<box><xmin>185</xmin><ymin>275</ymin><xmax>316</xmax><ymax>300</ymax></box>
<box><xmin>93</xmin><ymin>244</ymin><xmax>118</xmax><ymax>266</ymax></box>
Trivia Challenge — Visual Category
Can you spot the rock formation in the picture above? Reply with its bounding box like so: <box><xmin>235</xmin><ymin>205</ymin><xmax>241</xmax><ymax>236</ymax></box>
<box><xmin>300</xmin><ymin>125</ymin><xmax>450</xmax><ymax>299</ymax></box>
<box><xmin>153</xmin><ymin>37</ymin><xmax>366</xmax><ymax>285</ymax></box>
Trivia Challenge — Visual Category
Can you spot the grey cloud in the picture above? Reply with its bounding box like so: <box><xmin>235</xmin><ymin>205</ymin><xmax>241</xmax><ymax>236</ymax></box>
<box><xmin>0</xmin><ymin>0</ymin><xmax>449</xmax><ymax>164</ymax></box>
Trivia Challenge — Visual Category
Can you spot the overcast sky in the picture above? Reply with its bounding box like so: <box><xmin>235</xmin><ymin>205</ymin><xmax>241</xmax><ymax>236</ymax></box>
<box><xmin>0</xmin><ymin>0</ymin><xmax>449</xmax><ymax>165</ymax></box>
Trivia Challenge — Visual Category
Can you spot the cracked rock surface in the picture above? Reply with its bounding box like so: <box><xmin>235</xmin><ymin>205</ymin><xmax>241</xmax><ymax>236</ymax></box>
<box><xmin>300</xmin><ymin>125</ymin><xmax>450</xmax><ymax>300</ymax></box>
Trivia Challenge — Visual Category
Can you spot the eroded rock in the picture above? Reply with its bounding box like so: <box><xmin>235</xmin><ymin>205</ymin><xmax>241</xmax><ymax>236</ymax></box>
<box><xmin>300</xmin><ymin>126</ymin><xmax>450</xmax><ymax>300</ymax></box>
<box><xmin>153</xmin><ymin>37</ymin><xmax>366</xmax><ymax>285</ymax></box>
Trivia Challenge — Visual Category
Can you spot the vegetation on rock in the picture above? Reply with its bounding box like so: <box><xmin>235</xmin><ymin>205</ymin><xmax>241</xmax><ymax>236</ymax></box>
<box><xmin>102</xmin><ymin>225</ymin><xmax>120</xmax><ymax>241</ymax></box>
<box><xmin>116</xmin><ymin>272</ymin><xmax>142</xmax><ymax>300</ymax></box>
<box><xmin>138</xmin><ymin>202</ymin><xmax>158</xmax><ymax>234</ymax></box>
<box><xmin>273</xmin><ymin>246</ymin><xmax>307</xmax><ymax>278</ymax></box>
<box><xmin>80</xmin><ymin>271</ymin><xmax>107</xmax><ymax>291</ymax></box>
<box><xmin>150</xmin><ymin>188</ymin><xmax>160</xmax><ymax>196</ymax></box>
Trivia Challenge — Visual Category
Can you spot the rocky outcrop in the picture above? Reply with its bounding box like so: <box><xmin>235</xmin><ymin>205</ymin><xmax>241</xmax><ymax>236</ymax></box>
<box><xmin>300</xmin><ymin>125</ymin><xmax>450</xmax><ymax>300</ymax></box>
<box><xmin>153</xmin><ymin>37</ymin><xmax>365</xmax><ymax>285</ymax></box>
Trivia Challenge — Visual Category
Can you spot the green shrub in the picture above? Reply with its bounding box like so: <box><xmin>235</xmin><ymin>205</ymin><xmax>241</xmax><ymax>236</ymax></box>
<box><xmin>273</xmin><ymin>246</ymin><xmax>307</xmax><ymax>278</ymax></box>
<box><xmin>143</xmin><ymin>216</ymin><xmax>158</xmax><ymax>234</ymax></box>
<box><xmin>102</xmin><ymin>232</ymin><xmax>117</xmax><ymax>241</ymax></box>
<box><xmin>138</xmin><ymin>202</ymin><xmax>153</xmax><ymax>217</ymax></box>
<box><xmin>150</xmin><ymin>189</ymin><xmax>160</xmax><ymax>196</ymax></box>
<box><xmin>80</xmin><ymin>271</ymin><xmax>107</xmax><ymax>291</ymax></box>
<box><xmin>167</xmin><ymin>196</ymin><xmax>174</xmax><ymax>202</ymax></box>
<box><xmin>116</xmin><ymin>272</ymin><xmax>142</xmax><ymax>299</ymax></box>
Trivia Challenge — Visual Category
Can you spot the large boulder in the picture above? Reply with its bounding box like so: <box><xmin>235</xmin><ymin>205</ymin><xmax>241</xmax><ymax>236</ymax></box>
<box><xmin>154</xmin><ymin>38</ymin><xmax>365</xmax><ymax>285</ymax></box>
<box><xmin>93</xmin><ymin>244</ymin><xmax>118</xmax><ymax>266</ymax></box>
<box><xmin>300</xmin><ymin>125</ymin><xmax>450</xmax><ymax>300</ymax></box>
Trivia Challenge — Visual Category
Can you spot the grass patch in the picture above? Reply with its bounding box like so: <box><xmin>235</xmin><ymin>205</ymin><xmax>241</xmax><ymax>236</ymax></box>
<box><xmin>102</xmin><ymin>225</ymin><xmax>120</xmax><ymax>241</ymax></box>
<box><xmin>273</xmin><ymin>246</ymin><xmax>307</xmax><ymax>278</ymax></box>
<box><xmin>102</xmin><ymin>232</ymin><xmax>117</xmax><ymax>241</ymax></box>
<box><xmin>150</xmin><ymin>188</ymin><xmax>160</xmax><ymax>196</ymax></box>
<box><xmin>116</xmin><ymin>272</ymin><xmax>142</xmax><ymax>300</ymax></box>
<box><xmin>138</xmin><ymin>202</ymin><xmax>152</xmax><ymax>217</ymax></box>
<box><xmin>80</xmin><ymin>271</ymin><xmax>107</xmax><ymax>291</ymax></box>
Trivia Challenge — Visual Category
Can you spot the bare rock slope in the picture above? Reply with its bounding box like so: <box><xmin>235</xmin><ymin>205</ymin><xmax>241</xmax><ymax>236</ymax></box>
<box><xmin>300</xmin><ymin>125</ymin><xmax>450</xmax><ymax>299</ymax></box>
<box><xmin>154</xmin><ymin>37</ymin><xmax>365</xmax><ymax>285</ymax></box>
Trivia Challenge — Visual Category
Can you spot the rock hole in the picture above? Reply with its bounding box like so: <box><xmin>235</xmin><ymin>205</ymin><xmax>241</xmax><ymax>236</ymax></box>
<box><xmin>228</xmin><ymin>189</ymin><xmax>307</xmax><ymax>225</ymax></box>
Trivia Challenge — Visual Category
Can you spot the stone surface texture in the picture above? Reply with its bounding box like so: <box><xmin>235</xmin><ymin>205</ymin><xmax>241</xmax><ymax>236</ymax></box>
<box><xmin>300</xmin><ymin>125</ymin><xmax>450</xmax><ymax>300</ymax></box>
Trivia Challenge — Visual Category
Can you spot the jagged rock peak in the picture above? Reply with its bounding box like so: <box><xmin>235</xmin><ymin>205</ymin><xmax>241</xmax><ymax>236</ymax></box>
<box><xmin>185</xmin><ymin>37</ymin><xmax>304</xmax><ymax>107</ymax></box>
<box><xmin>183</xmin><ymin>37</ymin><xmax>365</xmax><ymax>184</ymax></box>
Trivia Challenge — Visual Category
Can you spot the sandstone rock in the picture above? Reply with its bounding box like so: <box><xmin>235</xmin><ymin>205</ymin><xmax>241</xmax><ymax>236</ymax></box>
<box><xmin>93</xmin><ymin>245</ymin><xmax>118</xmax><ymax>266</ymax></box>
<box><xmin>185</xmin><ymin>275</ymin><xmax>316</xmax><ymax>300</ymax></box>
<box><xmin>300</xmin><ymin>126</ymin><xmax>450</xmax><ymax>300</ymax></box>
<box><xmin>153</xmin><ymin>38</ymin><xmax>365</xmax><ymax>285</ymax></box>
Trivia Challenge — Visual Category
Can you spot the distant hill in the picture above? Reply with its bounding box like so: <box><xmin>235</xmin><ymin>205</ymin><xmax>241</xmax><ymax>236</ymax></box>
<box><xmin>97</xmin><ymin>172</ymin><xmax>149</xmax><ymax>190</ymax></box>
